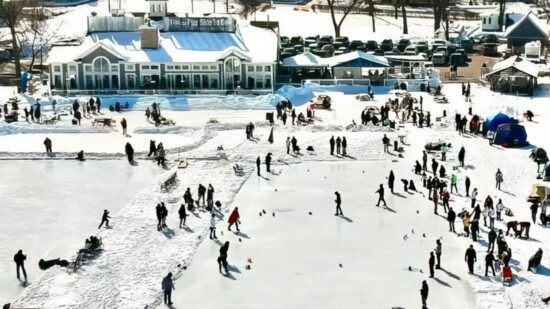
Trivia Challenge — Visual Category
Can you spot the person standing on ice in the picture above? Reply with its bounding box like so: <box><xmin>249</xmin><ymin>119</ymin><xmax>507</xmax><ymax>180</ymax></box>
<box><xmin>442</xmin><ymin>189</ymin><xmax>450</xmax><ymax>213</ymax></box>
<box><xmin>432</xmin><ymin>190</ymin><xmax>439</xmax><ymax>215</ymax></box>
<box><xmin>291</xmin><ymin>108</ymin><xmax>296</xmax><ymax>125</ymax></box>
<box><xmin>448</xmin><ymin>207</ymin><xmax>456</xmax><ymax>232</ymax></box>
<box><xmin>145</xmin><ymin>107</ymin><xmax>151</xmax><ymax>121</ymax></box>
<box><xmin>470</xmin><ymin>188</ymin><xmax>478</xmax><ymax>208</ymax></box>
<box><xmin>218</xmin><ymin>241</ymin><xmax>230</xmax><ymax>274</ymax></box>
<box><xmin>256</xmin><ymin>156</ymin><xmax>261</xmax><ymax>176</ymax></box>
<box><xmin>162</xmin><ymin>272</ymin><xmax>175</xmax><ymax>306</ymax></box>
<box><xmin>249</xmin><ymin>122</ymin><xmax>255</xmax><ymax>139</ymax></box>
<box><xmin>98</xmin><ymin>209</ymin><xmax>110</xmax><ymax>229</ymax></box>
<box><xmin>495</xmin><ymin>169</ymin><xmax>503</xmax><ymax>190</ymax></box>
<box><xmin>334</xmin><ymin>191</ymin><xmax>343</xmax><ymax>216</ymax></box>
<box><xmin>496</xmin><ymin>199</ymin><xmax>504</xmax><ymax>221</ymax></box>
<box><xmin>336</xmin><ymin>136</ymin><xmax>342</xmax><ymax>155</ymax></box>
<box><xmin>178</xmin><ymin>204</ymin><xmax>187</xmax><ymax>228</ymax></box>
<box><xmin>388</xmin><ymin>171</ymin><xmax>395</xmax><ymax>194</ymax></box>
<box><xmin>329</xmin><ymin>136</ymin><xmax>335</xmax><ymax>155</ymax></box>
<box><xmin>121</xmin><ymin>118</ymin><xmax>127</xmax><ymax>136</ymax></box>
<box><xmin>427</xmin><ymin>176</ymin><xmax>433</xmax><ymax>199</ymax></box>
<box><xmin>440</xmin><ymin>144</ymin><xmax>448</xmax><ymax>161</ymax></box>
<box><xmin>530</xmin><ymin>202</ymin><xmax>539</xmax><ymax>224</ymax></box>
<box><xmin>465</xmin><ymin>176</ymin><xmax>471</xmax><ymax>197</ymax></box>
<box><xmin>342</xmin><ymin>137</ymin><xmax>347</xmax><ymax>156</ymax></box>
<box><xmin>13</xmin><ymin>250</ymin><xmax>27</xmax><ymax>281</ymax></box>
<box><xmin>375</xmin><ymin>184</ymin><xmax>387</xmax><ymax>207</ymax></box>
<box><xmin>125</xmin><ymin>142</ymin><xmax>134</xmax><ymax>164</ymax></box>
<box><xmin>420</xmin><ymin>280</ymin><xmax>429</xmax><ymax>308</ymax></box>
<box><xmin>156</xmin><ymin>203</ymin><xmax>163</xmax><ymax>231</ymax></box>
<box><xmin>286</xmin><ymin>137</ymin><xmax>291</xmax><ymax>155</ymax></box>
<box><xmin>435</xmin><ymin>240</ymin><xmax>442</xmax><ymax>269</ymax></box>
<box><xmin>450</xmin><ymin>174</ymin><xmax>458</xmax><ymax>194</ymax></box>
<box><xmin>431</xmin><ymin>159</ymin><xmax>438</xmax><ymax>176</ymax></box>
<box><xmin>265</xmin><ymin>153</ymin><xmax>272</xmax><ymax>173</ymax></box>
<box><xmin>207</xmin><ymin>184</ymin><xmax>214</xmax><ymax>210</ymax></box>
<box><xmin>148</xmin><ymin>140</ymin><xmax>156</xmax><ymax>157</ymax></box>
<box><xmin>382</xmin><ymin>134</ymin><xmax>390</xmax><ymax>153</ymax></box>
<box><xmin>43</xmin><ymin>137</ymin><xmax>52</xmax><ymax>154</ymax></box>
<box><xmin>160</xmin><ymin>202</ymin><xmax>168</xmax><ymax>228</ymax></box>
<box><xmin>487</xmin><ymin>228</ymin><xmax>496</xmax><ymax>252</ymax></box>
<box><xmin>428</xmin><ymin>251</ymin><xmax>435</xmax><ymax>278</ymax></box>
<box><xmin>228</xmin><ymin>207</ymin><xmax>241</xmax><ymax>232</ymax></box>
<box><xmin>458</xmin><ymin>147</ymin><xmax>465</xmax><ymax>167</ymax></box>
<box><xmin>485</xmin><ymin>251</ymin><xmax>496</xmax><ymax>277</ymax></box>
<box><xmin>197</xmin><ymin>184</ymin><xmax>206</xmax><ymax>206</ymax></box>
<box><xmin>465</xmin><ymin>244</ymin><xmax>477</xmax><ymax>274</ymax></box>
<box><xmin>210</xmin><ymin>214</ymin><xmax>218</xmax><ymax>239</ymax></box>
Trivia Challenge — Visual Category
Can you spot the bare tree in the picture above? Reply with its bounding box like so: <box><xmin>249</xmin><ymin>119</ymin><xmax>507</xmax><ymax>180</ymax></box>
<box><xmin>0</xmin><ymin>0</ymin><xmax>31</xmax><ymax>78</ymax></box>
<box><xmin>327</xmin><ymin>0</ymin><xmax>361</xmax><ymax>38</ymax></box>
<box><xmin>237</xmin><ymin>0</ymin><xmax>262</xmax><ymax>21</ymax></box>
<box><xmin>367</xmin><ymin>0</ymin><xmax>375</xmax><ymax>32</ymax></box>
<box><xmin>21</xmin><ymin>6</ymin><xmax>58</xmax><ymax>72</ymax></box>
<box><xmin>400</xmin><ymin>0</ymin><xmax>407</xmax><ymax>34</ymax></box>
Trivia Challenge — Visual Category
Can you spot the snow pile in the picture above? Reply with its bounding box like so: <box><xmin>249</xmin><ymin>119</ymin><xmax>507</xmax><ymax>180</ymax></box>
<box><xmin>274</xmin><ymin>85</ymin><xmax>315</xmax><ymax>106</ymax></box>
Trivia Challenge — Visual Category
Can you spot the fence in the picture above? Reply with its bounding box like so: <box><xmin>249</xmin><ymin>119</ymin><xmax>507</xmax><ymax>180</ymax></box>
<box><xmin>303</xmin><ymin>79</ymin><xmax>371</xmax><ymax>86</ymax></box>
<box><xmin>312</xmin><ymin>5</ymin><xmax>479</xmax><ymax>20</ymax></box>
<box><xmin>87</xmin><ymin>16</ymin><xmax>144</xmax><ymax>33</ymax></box>
<box><xmin>51</xmin><ymin>88</ymin><xmax>273</xmax><ymax>96</ymax></box>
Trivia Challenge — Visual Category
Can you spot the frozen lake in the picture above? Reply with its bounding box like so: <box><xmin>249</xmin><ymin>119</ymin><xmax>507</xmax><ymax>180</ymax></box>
<box><xmin>0</xmin><ymin>160</ymin><xmax>163</xmax><ymax>303</ymax></box>
<box><xmin>172</xmin><ymin>161</ymin><xmax>476</xmax><ymax>309</ymax></box>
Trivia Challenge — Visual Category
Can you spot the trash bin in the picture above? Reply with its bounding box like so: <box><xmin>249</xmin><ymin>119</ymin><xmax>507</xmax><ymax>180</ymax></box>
<box><xmin>420</xmin><ymin>83</ymin><xmax>426</xmax><ymax>92</ymax></box>
<box><xmin>389</xmin><ymin>120</ymin><xmax>395</xmax><ymax>129</ymax></box>
<box><xmin>443</xmin><ymin>110</ymin><xmax>447</xmax><ymax>117</ymax></box>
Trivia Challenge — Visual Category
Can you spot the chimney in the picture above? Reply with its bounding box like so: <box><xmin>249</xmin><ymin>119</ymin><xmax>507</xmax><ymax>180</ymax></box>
<box><xmin>140</xmin><ymin>25</ymin><xmax>159</xmax><ymax>49</ymax></box>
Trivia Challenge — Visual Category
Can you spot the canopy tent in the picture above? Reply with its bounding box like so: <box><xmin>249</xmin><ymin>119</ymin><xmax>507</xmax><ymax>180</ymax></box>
<box><xmin>484</xmin><ymin>113</ymin><xmax>513</xmax><ymax>135</ymax></box>
<box><xmin>281</xmin><ymin>52</ymin><xmax>328</xmax><ymax>68</ymax></box>
<box><xmin>492</xmin><ymin>123</ymin><xmax>528</xmax><ymax>147</ymax></box>
<box><xmin>324</xmin><ymin>51</ymin><xmax>389</xmax><ymax>68</ymax></box>
<box><xmin>528</xmin><ymin>185</ymin><xmax>550</xmax><ymax>203</ymax></box>
<box><xmin>530</xmin><ymin>147</ymin><xmax>549</xmax><ymax>164</ymax></box>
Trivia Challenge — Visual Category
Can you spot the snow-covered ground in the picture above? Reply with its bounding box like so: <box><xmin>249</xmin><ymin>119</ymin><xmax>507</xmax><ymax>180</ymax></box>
<box><xmin>0</xmin><ymin>160</ymin><xmax>163</xmax><ymax>303</ymax></box>
<box><xmin>2</xmin><ymin>81</ymin><xmax>550</xmax><ymax>308</ymax></box>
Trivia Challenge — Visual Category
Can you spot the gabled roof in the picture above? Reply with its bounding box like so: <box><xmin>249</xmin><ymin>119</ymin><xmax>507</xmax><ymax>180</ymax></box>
<box><xmin>324</xmin><ymin>51</ymin><xmax>389</xmax><ymax>67</ymax></box>
<box><xmin>505</xmin><ymin>12</ymin><xmax>549</xmax><ymax>39</ymax></box>
<box><xmin>217</xmin><ymin>47</ymin><xmax>251</xmax><ymax>61</ymax></box>
<box><xmin>486</xmin><ymin>55</ymin><xmax>540</xmax><ymax>78</ymax></box>
<box><xmin>74</xmin><ymin>41</ymin><xmax>129</xmax><ymax>61</ymax></box>
<box><xmin>282</xmin><ymin>52</ymin><xmax>327</xmax><ymax>67</ymax></box>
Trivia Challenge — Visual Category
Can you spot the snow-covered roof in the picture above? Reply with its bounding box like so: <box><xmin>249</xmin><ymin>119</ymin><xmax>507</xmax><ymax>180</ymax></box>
<box><xmin>480</xmin><ymin>2</ymin><xmax>536</xmax><ymax>17</ymax></box>
<box><xmin>505</xmin><ymin>12</ymin><xmax>549</xmax><ymax>39</ymax></box>
<box><xmin>47</xmin><ymin>22</ymin><xmax>277</xmax><ymax>64</ymax></box>
<box><xmin>282</xmin><ymin>52</ymin><xmax>327</xmax><ymax>67</ymax></box>
<box><xmin>324</xmin><ymin>51</ymin><xmax>389</xmax><ymax>67</ymax></box>
<box><xmin>486</xmin><ymin>55</ymin><xmax>540</xmax><ymax>78</ymax></box>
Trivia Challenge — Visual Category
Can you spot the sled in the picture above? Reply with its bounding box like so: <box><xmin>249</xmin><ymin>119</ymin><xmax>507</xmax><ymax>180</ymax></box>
<box><xmin>177</xmin><ymin>159</ymin><xmax>188</xmax><ymax>169</ymax></box>
<box><xmin>502</xmin><ymin>266</ymin><xmax>513</xmax><ymax>285</ymax></box>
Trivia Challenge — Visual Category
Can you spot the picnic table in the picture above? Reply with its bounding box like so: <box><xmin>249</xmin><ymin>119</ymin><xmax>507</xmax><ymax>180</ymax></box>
<box><xmin>92</xmin><ymin>117</ymin><xmax>117</xmax><ymax>129</ymax></box>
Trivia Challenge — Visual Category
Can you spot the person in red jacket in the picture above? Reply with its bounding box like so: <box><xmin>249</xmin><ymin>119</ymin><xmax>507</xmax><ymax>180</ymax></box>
<box><xmin>442</xmin><ymin>189</ymin><xmax>450</xmax><ymax>213</ymax></box>
<box><xmin>228</xmin><ymin>207</ymin><xmax>241</xmax><ymax>232</ymax></box>
<box><xmin>433</xmin><ymin>190</ymin><xmax>439</xmax><ymax>215</ymax></box>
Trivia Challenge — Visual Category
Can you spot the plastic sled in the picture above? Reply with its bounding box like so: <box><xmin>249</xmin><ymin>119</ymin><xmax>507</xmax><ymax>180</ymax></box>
<box><xmin>502</xmin><ymin>266</ymin><xmax>513</xmax><ymax>285</ymax></box>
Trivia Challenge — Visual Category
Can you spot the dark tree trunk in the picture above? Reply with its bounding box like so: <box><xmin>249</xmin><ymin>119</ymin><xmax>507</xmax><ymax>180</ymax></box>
<box><xmin>401</xmin><ymin>0</ymin><xmax>408</xmax><ymax>34</ymax></box>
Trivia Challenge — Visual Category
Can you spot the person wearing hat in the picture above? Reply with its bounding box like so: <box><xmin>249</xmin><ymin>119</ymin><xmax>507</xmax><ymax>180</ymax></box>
<box><xmin>162</xmin><ymin>272</ymin><xmax>175</xmax><ymax>305</ymax></box>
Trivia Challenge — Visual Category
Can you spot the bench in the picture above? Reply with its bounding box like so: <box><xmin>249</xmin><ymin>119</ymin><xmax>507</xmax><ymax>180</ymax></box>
<box><xmin>92</xmin><ymin>117</ymin><xmax>117</xmax><ymax>128</ymax></box>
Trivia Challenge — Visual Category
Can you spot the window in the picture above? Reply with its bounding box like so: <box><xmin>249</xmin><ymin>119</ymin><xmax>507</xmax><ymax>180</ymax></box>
<box><xmin>193</xmin><ymin>65</ymin><xmax>200</xmax><ymax>71</ymax></box>
<box><xmin>488</xmin><ymin>18</ymin><xmax>491</xmax><ymax>24</ymax></box>
<box><xmin>85</xmin><ymin>64</ymin><xmax>92</xmax><ymax>72</ymax></box>
<box><xmin>151</xmin><ymin>65</ymin><xmax>159</xmax><ymax>70</ymax></box>
<box><xmin>201</xmin><ymin>74</ymin><xmax>209</xmax><ymax>88</ymax></box>
<box><xmin>256</xmin><ymin>66</ymin><xmax>263</xmax><ymax>72</ymax></box>
<box><xmin>182</xmin><ymin>65</ymin><xmax>190</xmax><ymax>70</ymax></box>
<box><xmin>142</xmin><ymin>65</ymin><xmax>150</xmax><ymax>70</ymax></box>
<box><xmin>54</xmin><ymin>75</ymin><xmax>62</xmax><ymax>89</ymax></box>
<box><xmin>112</xmin><ymin>75</ymin><xmax>119</xmax><ymax>88</ymax></box>
<box><xmin>127</xmin><ymin>74</ymin><xmax>135</xmax><ymax>89</ymax></box>
<box><xmin>126</xmin><ymin>64</ymin><xmax>135</xmax><ymax>71</ymax></box>
<box><xmin>265</xmin><ymin>66</ymin><xmax>272</xmax><ymax>72</ymax></box>
<box><xmin>193</xmin><ymin>74</ymin><xmax>201</xmax><ymax>88</ymax></box>
<box><xmin>210</xmin><ymin>75</ymin><xmax>218</xmax><ymax>88</ymax></box>
<box><xmin>93</xmin><ymin>58</ymin><xmax>110</xmax><ymax>72</ymax></box>
<box><xmin>111</xmin><ymin>65</ymin><xmax>118</xmax><ymax>72</ymax></box>
<box><xmin>68</xmin><ymin>65</ymin><xmax>77</xmax><ymax>74</ymax></box>
<box><xmin>167</xmin><ymin>65</ymin><xmax>174</xmax><ymax>70</ymax></box>
<box><xmin>483</xmin><ymin>18</ymin><xmax>486</xmax><ymax>25</ymax></box>
<box><xmin>85</xmin><ymin>75</ymin><xmax>93</xmax><ymax>89</ymax></box>
<box><xmin>248</xmin><ymin>66</ymin><xmax>254</xmax><ymax>72</ymax></box>
<box><xmin>201</xmin><ymin>65</ymin><xmax>209</xmax><ymax>71</ymax></box>
<box><xmin>210</xmin><ymin>65</ymin><xmax>218</xmax><ymax>70</ymax></box>
<box><xmin>53</xmin><ymin>65</ymin><xmax>61</xmax><ymax>73</ymax></box>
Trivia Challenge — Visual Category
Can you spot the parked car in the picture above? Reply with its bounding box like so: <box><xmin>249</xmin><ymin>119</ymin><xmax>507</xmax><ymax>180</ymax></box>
<box><xmin>282</xmin><ymin>47</ymin><xmax>297</xmax><ymax>56</ymax></box>
<box><xmin>293</xmin><ymin>44</ymin><xmax>304</xmax><ymax>54</ymax></box>
<box><xmin>396</xmin><ymin>39</ymin><xmax>411</xmax><ymax>52</ymax></box>
<box><xmin>381</xmin><ymin>39</ymin><xmax>394</xmax><ymax>52</ymax></box>
<box><xmin>483</xmin><ymin>34</ymin><xmax>499</xmax><ymax>43</ymax></box>
<box><xmin>404</xmin><ymin>45</ymin><xmax>420</xmax><ymax>55</ymax></box>
<box><xmin>332</xmin><ymin>42</ymin><xmax>346</xmax><ymax>50</ymax></box>
<box><xmin>319</xmin><ymin>35</ymin><xmax>334</xmax><ymax>45</ymax></box>
<box><xmin>290</xmin><ymin>36</ymin><xmax>304</xmax><ymax>46</ymax></box>
<box><xmin>432</xmin><ymin>53</ymin><xmax>446</xmax><ymax>65</ymax></box>
<box><xmin>334</xmin><ymin>36</ymin><xmax>349</xmax><ymax>46</ymax></box>
<box><xmin>349</xmin><ymin>40</ymin><xmax>364</xmax><ymax>50</ymax></box>
<box><xmin>366</xmin><ymin>40</ymin><xmax>378</xmax><ymax>51</ymax></box>
<box><xmin>304</xmin><ymin>37</ymin><xmax>318</xmax><ymax>47</ymax></box>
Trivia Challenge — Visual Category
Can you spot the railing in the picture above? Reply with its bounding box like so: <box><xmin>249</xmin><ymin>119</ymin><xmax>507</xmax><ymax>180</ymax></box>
<box><xmin>164</xmin><ymin>17</ymin><xmax>236</xmax><ymax>32</ymax></box>
<box><xmin>384</xmin><ymin>78</ymin><xmax>439</xmax><ymax>91</ymax></box>
<box><xmin>51</xmin><ymin>88</ymin><xmax>273</xmax><ymax>96</ymax></box>
<box><xmin>303</xmin><ymin>79</ymin><xmax>371</xmax><ymax>86</ymax></box>
<box><xmin>312</xmin><ymin>4</ymin><xmax>479</xmax><ymax>20</ymax></box>
<box><xmin>87</xmin><ymin>16</ymin><xmax>144</xmax><ymax>33</ymax></box>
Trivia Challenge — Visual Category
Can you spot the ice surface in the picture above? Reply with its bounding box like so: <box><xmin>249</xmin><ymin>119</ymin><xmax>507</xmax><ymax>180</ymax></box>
<box><xmin>0</xmin><ymin>160</ymin><xmax>163</xmax><ymax>303</ymax></box>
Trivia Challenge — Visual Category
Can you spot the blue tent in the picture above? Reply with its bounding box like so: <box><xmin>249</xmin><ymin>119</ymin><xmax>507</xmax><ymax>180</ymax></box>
<box><xmin>484</xmin><ymin>113</ymin><xmax>513</xmax><ymax>135</ymax></box>
<box><xmin>492</xmin><ymin>123</ymin><xmax>528</xmax><ymax>147</ymax></box>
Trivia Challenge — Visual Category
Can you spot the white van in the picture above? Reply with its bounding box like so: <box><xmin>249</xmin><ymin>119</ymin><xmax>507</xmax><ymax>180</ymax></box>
<box><xmin>404</xmin><ymin>45</ymin><xmax>420</xmax><ymax>55</ymax></box>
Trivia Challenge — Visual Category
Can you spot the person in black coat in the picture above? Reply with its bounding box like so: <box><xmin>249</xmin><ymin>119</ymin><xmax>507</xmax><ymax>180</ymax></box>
<box><xmin>376</xmin><ymin>184</ymin><xmax>387</xmax><ymax>206</ymax></box>
<box><xmin>125</xmin><ymin>142</ymin><xmax>134</xmax><ymax>164</ymax></box>
<box><xmin>256</xmin><ymin>156</ymin><xmax>261</xmax><ymax>176</ymax></box>
<box><xmin>388</xmin><ymin>171</ymin><xmax>395</xmax><ymax>194</ymax></box>
<box><xmin>198</xmin><ymin>184</ymin><xmax>206</xmax><ymax>206</ymax></box>
<box><xmin>336</xmin><ymin>137</ymin><xmax>341</xmax><ymax>155</ymax></box>
<box><xmin>429</xmin><ymin>252</ymin><xmax>435</xmax><ymax>278</ymax></box>
<box><xmin>148</xmin><ymin>140</ymin><xmax>157</xmax><ymax>157</ymax></box>
<box><xmin>98</xmin><ymin>209</ymin><xmax>110</xmax><ymax>229</ymax></box>
<box><xmin>465</xmin><ymin>245</ymin><xmax>477</xmax><ymax>274</ymax></box>
<box><xmin>465</xmin><ymin>177</ymin><xmax>471</xmax><ymax>197</ymax></box>
<box><xmin>422</xmin><ymin>151</ymin><xmax>428</xmax><ymax>172</ymax></box>
<box><xmin>291</xmin><ymin>109</ymin><xmax>296</xmax><ymax>125</ymax></box>
<box><xmin>160</xmin><ymin>202</ymin><xmax>168</xmax><ymax>228</ymax></box>
<box><xmin>488</xmin><ymin>229</ymin><xmax>497</xmax><ymax>252</ymax></box>
<box><xmin>156</xmin><ymin>203</ymin><xmax>163</xmax><ymax>231</ymax></box>
<box><xmin>218</xmin><ymin>241</ymin><xmax>230</xmax><ymax>274</ymax></box>
<box><xmin>330</xmin><ymin>136</ymin><xmax>335</xmax><ymax>155</ymax></box>
<box><xmin>334</xmin><ymin>191</ymin><xmax>343</xmax><ymax>216</ymax></box>
<box><xmin>207</xmin><ymin>184</ymin><xmax>215</xmax><ymax>210</ymax></box>
<box><xmin>420</xmin><ymin>280</ymin><xmax>429</xmax><ymax>307</ymax></box>
<box><xmin>342</xmin><ymin>137</ymin><xmax>347</xmax><ymax>156</ymax></box>
<box><xmin>458</xmin><ymin>147</ymin><xmax>466</xmax><ymax>167</ymax></box>
<box><xmin>14</xmin><ymin>250</ymin><xmax>27</xmax><ymax>280</ymax></box>
<box><xmin>431</xmin><ymin>158</ymin><xmax>438</xmax><ymax>176</ymax></box>
<box><xmin>265</xmin><ymin>153</ymin><xmax>272</xmax><ymax>173</ymax></box>
<box><xmin>97</xmin><ymin>97</ymin><xmax>101</xmax><ymax>113</ymax></box>
<box><xmin>439</xmin><ymin>165</ymin><xmax>446</xmax><ymax>178</ymax></box>
<box><xmin>531</xmin><ymin>202</ymin><xmax>539</xmax><ymax>224</ymax></box>
<box><xmin>178</xmin><ymin>204</ymin><xmax>187</xmax><ymax>228</ymax></box>
<box><xmin>485</xmin><ymin>251</ymin><xmax>496</xmax><ymax>276</ymax></box>
<box><xmin>121</xmin><ymin>118</ymin><xmax>128</xmax><ymax>135</ymax></box>
<box><xmin>448</xmin><ymin>207</ymin><xmax>456</xmax><ymax>232</ymax></box>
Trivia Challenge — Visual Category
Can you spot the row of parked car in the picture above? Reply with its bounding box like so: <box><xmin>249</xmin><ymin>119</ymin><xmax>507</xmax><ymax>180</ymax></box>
<box><xmin>280</xmin><ymin>35</ymin><xmax>474</xmax><ymax>66</ymax></box>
